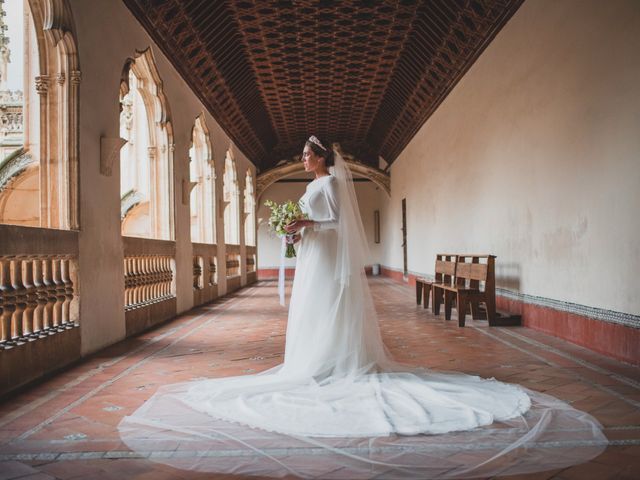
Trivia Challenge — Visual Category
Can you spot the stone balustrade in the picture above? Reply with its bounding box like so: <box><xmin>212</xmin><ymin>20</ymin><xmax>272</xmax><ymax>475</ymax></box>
<box><xmin>124</xmin><ymin>255</ymin><xmax>174</xmax><ymax>311</ymax></box>
<box><xmin>192</xmin><ymin>242</ymin><xmax>218</xmax><ymax>306</ymax></box>
<box><xmin>193</xmin><ymin>256</ymin><xmax>204</xmax><ymax>290</ymax></box>
<box><xmin>208</xmin><ymin>255</ymin><xmax>217</xmax><ymax>286</ymax></box>
<box><xmin>225</xmin><ymin>244</ymin><xmax>241</xmax><ymax>278</ymax></box>
<box><xmin>225</xmin><ymin>244</ymin><xmax>241</xmax><ymax>293</ymax></box>
<box><xmin>0</xmin><ymin>255</ymin><xmax>77</xmax><ymax>349</ymax></box>
<box><xmin>0</xmin><ymin>225</ymin><xmax>258</xmax><ymax>395</ymax></box>
<box><xmin>246</xmin><ymin>245</ymin><xmax>257</xmax><ymax>284</ymax></box>
<box><xmin>122</xmin><ymin>236</ymin><xmax>176</xmax><ymax>336</ymax></box>
<box><xmin>0</xmin><ymin>225</ymin><xmax>80</xmax><ymax>396</ymax></box>
<box><xmin>226</xmin><ymin>256</ymin><xmax>241</xmax><ymax>277</ymax></box>
<box><xmin>246</xmin><ymin>246</ymin><xmax>256</xmax><ymax>273</ymax></box>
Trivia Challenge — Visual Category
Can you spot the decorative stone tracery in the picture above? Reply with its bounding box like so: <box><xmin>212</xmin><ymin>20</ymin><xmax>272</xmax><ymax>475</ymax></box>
<box><xmin>29</xmin><ymin>0</ymin><xmax>81</xmax><ymax>230</ymax></box>
<box><xmin>189</xmin><ymin>113</ymin><xmax>215</xmax><ymax>244</ymax></box>
<box><xmin>119</xmin><ymin>47</ymin><xmax>174</xmax><ymax>240</ymax></box>
<box><xmin>256</xmin><ymin>146</ymin><xmax>391</xmax><ymax>201</ymax></box>
<box><xmin>244</xmin><ymin>169</ymin><xmax>256</xmax><ymax>247</ymax></box>
<box><xmin>0</xmin><ymin>149</ymin><xmax>34</xmax><ymax>192</ymax></box>
<box><xmin>223</xmin><ymin>148</ymin><xmax>240</xmax><ymax>245</ymax></box>
<box><xmin>0</xmin><ymin>0</ymin><xmax>81</xmax><ymax>230</ymax></box>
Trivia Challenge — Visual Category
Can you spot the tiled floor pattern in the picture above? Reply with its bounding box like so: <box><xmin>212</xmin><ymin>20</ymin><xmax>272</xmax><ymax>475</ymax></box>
<box><xmin>0</xmin><ymin>278</ymin><xmax>638</xmax><ymax>480</ymax></box>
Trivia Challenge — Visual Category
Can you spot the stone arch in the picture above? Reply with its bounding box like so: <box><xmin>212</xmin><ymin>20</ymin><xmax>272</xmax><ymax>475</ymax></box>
<box><xmin>119</xmin><ymin>47</ymin><xmax>174</xmax><ymax>240</ymax></box>
<box><xmin>0</xmin><ymin>156</ymin><xmax>39</xmax><ymax>227</ymax></box>
<box><xmin>256</xmin><ymin>147</ymin><xmax>391</xmax><ymax>201</ymax></box>
<box><xmin>223</xmin><ymin>147</ymin><xmax>239</xmax><ymax>245</ymax></box>
<box><xmin>0</xmin><ymin>0</ymin><xmax>81</xmax><ymax>229</ymax></box>
<box><xmin>189</xmin><ymin>113</ymin><xmax>215</xmax><ymax>244</ymax></box>
<box><xmin>244</xmin><ymin>169</ymin><xmax>256</xmax><ymax>247</ymax></box>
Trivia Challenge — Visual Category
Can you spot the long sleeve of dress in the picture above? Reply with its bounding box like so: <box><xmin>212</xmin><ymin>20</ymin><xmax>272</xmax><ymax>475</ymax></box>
<box><xmin>313</xmin><ymin>177</ymin><xmax>339</xmax><ymax>231</ymax></box>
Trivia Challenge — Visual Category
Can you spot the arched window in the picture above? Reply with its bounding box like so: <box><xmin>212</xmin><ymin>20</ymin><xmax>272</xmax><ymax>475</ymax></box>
<box><xmin>119</xmin><ymin>48</ymin><xmax>174</xmax><ymax>240</ymax></box>
<box><xmin>244</xmin><ymin>169</ymin><xmax>256</xmax><ymax>246</ymax></box>
<box><xmin>223</xmin><ymin>149</ymin><xmax>239</xmax><ymax>245</ymax></box>
<box><xmin>0</xmin><ymin>0</ymin><xmax>80</xmax><ymax>229</ymax></box>
<box><xmin>189</xmin><ymin>114</ymin><xmax>214</xmax><ymax>244</ymax></box>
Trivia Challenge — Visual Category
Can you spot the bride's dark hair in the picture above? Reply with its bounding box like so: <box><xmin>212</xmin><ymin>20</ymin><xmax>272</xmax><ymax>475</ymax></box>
<box><xmin>306</xmin><ymin>136</ymin><xmax>335</xmax><ymax>167</ymax></box>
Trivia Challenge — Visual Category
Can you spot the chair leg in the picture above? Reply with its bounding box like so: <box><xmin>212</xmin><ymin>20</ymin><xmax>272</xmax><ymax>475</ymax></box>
<box><xmin>444</xmin><ymin>291</ymin><xmax>453</xmax><ymax>321</ymax></box>
<box><xmin>433</xmin><ymin>288</ymin><xmax>442</xmax><ymax>315</ymax></box>
<box><xmin>457</xmin><ymin>293</ymin><xmax>467</xmax><ymax>327</ymax></box>
<box><xmin>416</xmin><ymin>281</ymin><xmax>423</xmax><ymax>305</ymax></box>
<box><xmin>486</xmin><ymin>295</ymin><xmax>497</xmax><ymax>326</ymax></box>
<box><xmin>423</xmin><ymin>284</ymin><xmax>431</xmax><ymax>309</ymax></box>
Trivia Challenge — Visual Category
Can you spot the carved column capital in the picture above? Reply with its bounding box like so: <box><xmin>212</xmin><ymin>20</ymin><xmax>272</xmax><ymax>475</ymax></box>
<box><xmin>70</xmin><ymin>70</ymin><xmax>81</xmax><ymax>85</ymax></box>
<box><xmin>56</xmin><ymin>73</ymin><xmax>65</xmax><ymax>86</ymax></box>
<box><xmin>35</xmin><ymin>75</ymin><xmax>50</xmax><ymax>95</ymax></box>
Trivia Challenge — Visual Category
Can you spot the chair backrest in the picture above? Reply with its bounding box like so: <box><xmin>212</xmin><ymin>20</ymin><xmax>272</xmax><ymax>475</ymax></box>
<box><xmin>455</xmin><ymin>255</ymin><xmax>496</xmax><ymax>292</ymax></box>
<box><xmin>434</xmin><ymin>254</ymin><xmax>457</xmax><ymax>286</ymax></box>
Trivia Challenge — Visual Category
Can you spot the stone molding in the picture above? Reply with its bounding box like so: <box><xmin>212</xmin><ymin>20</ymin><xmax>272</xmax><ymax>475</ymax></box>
<box><xmin>257</xmin><ymin>155</ymin><xmax>390</xmax><ymax>200</ymax></box>
<box><xmin>408</xmin><ymin>270</ymin><xmax>639</xmax><ymax>330</ymax></box>
<box><xmin>182</xmin><ymin>178</ymin><xmax>198</xmax><ymax>205</ymax></box>
<box><xmin>496</xmin><ymin>287</ymin><xmax>640</xmax><ymax>330</ymax></box>
<box><xmin>99</xmin><ymin>137</ymin><xmax>126</xmax><ymax>177</ymax></box>
<box><xmin>120</xmin><ymin>47</ymin><xmax>175</xmax><ymax>240</ymax></box>
<box><xmin>34</xmin><ymin>75</ymin><xmax>49</xmax><ymax>95</ymax></box>
<box><xmin>120</xmin><ymin>189</ymin><xmax>144</xmax><ymax>220</ymax></box>
<box><xmin>0</xmin><ymin>149</ymin><xmax>35</xmax><ymax>192</ymax></box>
<box><xmin>27</xmin><ymin>0</ymin><xmax>82</xmax><ymax>230</ymax></box>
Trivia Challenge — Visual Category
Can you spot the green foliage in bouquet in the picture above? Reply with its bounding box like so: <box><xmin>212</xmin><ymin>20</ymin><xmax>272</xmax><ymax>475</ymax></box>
<box><xmin>264</xmin><ymin>199</ymin><xmax>308</xmax><ymax>258</ymax></box>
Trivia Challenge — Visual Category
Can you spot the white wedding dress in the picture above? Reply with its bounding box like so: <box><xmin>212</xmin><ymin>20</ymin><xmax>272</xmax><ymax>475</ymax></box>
<box><xmin>119</xmin><ymin>154</ymin><xmax>606</xmax><ymax>479</ymax></box>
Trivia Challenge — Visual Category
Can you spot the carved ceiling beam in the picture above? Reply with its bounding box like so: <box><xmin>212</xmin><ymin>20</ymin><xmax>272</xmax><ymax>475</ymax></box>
<box><xmin>123</xmin><ymin>0</ymin><xmax>523</xmax><ymax>171</ymax></box>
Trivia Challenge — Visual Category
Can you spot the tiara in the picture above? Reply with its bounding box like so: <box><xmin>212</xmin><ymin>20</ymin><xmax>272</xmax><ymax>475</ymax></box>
<box><xmin>308</xmin><ymin>135</ymin><xmax>327</xmax><ymax>151</ymax></box>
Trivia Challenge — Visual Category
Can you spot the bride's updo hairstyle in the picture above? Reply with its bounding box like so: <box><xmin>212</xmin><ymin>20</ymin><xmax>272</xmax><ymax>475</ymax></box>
<box><xmin>306</xmin><ymin>135</ymin><xmax>335</xmax><ymax>167</ymax></box>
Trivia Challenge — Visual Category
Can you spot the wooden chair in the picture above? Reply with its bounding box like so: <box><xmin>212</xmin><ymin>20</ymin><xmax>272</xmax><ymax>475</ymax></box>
<box><xmin>433</xmin><ymin>254</ymin><xmax>496</xmax><ymax>327</ymax></box>
<box><xmin>428</xmin><ymin>254</ymin><xmax>458</xmax><ymax>314</ymax></box>
<box><xmin>416</xmin><ymin>254</ymin><xmax>457</xmax><ymax>309</ymax></box>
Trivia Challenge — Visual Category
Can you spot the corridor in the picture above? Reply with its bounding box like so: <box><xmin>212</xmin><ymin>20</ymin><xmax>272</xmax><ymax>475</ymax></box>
<box><xmin>0</xmin><ymin>278</ymin><xmax>638</xmax><ymax>479</ymax></box>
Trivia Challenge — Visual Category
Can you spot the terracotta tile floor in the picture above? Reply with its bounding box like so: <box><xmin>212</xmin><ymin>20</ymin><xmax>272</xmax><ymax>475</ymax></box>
<box><xmin>0</xmin><ymin>278</ymin><xmax>638</xmax><ymax>479</ymax></box>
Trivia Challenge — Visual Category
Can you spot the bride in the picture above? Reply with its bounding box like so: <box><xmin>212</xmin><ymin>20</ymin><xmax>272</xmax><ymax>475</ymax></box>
<box><xmin>119</xmin><ymin>136</ymin><xmax>606</xmax><ymax>479</ymax></box>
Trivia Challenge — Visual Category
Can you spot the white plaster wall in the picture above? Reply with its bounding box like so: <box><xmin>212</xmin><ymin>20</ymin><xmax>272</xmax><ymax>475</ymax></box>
<box><xmin>382</xmin><ymin>0</ymin><xmax>640</xmax><ymax>315</ymax></box>
<box><xmin>257</xmin><ymin>180</ymin><xmax>385</xmax><ymax>269</ymax></box>
<box><xmin>71</xmin><ymin>0</ymin><xmax>255</xmax><ymax>354</ymax></box>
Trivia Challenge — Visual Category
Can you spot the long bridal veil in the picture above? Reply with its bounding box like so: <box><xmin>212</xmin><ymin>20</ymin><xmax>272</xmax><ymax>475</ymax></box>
<box><xmin>118</xmin><ymin>148</ymin><xmax>607</xmax><ymax>479</ymax></box>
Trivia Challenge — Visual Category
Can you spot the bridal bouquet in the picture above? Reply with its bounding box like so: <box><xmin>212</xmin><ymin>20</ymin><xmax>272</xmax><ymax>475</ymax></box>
<box><xmin>264</xmin><ymin>199</ymin><xmax>308</xmax><ymax>258</ymax></box>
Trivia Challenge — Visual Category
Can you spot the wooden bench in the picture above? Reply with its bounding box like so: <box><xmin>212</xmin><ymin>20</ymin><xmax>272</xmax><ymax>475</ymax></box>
<box><xmin>415</xmin><ymin>254</ymin><xmax>457</xmax><ymax>309</ymax></box>
<box><xmin>432</xmin><ymin>254</ymin><xmax>497</xmax><ymax>327</ymax></box>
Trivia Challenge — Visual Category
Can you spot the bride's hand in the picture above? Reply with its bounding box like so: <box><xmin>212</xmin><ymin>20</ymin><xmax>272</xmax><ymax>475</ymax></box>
<box><xmin>284</xmin><ymin>219</ymin><xmax>313</xmax><ymax>233</ymax></box>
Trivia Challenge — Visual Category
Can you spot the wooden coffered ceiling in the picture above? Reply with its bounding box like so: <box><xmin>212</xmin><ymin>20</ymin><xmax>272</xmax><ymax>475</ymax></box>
<box><xmin>123</xmin><ymin>0</ymin><xmax>523</xmax><ymax>172</ymax></box>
